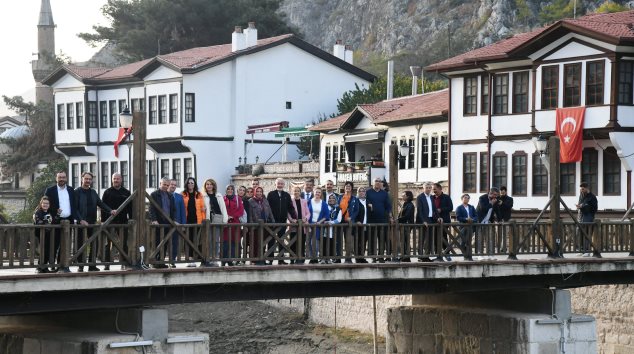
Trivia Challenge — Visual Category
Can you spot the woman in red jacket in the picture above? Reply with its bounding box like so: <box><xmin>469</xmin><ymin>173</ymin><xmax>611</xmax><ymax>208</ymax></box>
<box><xmin>223</xmin><ymin>184</ymin><xmax>244</xmax><ymax>266</ymax></box>
<box><xmin>182</xmin><ymin>177</ymin><xmax>206</xmax><ymax>267</ymax></box>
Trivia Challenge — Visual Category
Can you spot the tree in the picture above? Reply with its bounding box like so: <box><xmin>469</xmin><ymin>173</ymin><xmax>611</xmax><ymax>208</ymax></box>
<box><xmin>14</xmin><ymin>158</ymin><xmax>67</xmax><ymax>223</ymax></box>
<box><xmin>297</xmin><ymin>114</ymin><xmax>329</xmax><ymax>159</ymax></box>
<box><xmin>539</xmin><ymin>0</ymin><xmax>585</xmax><ymax>25</ymax></box>
<box><xmin>79</xmin><ymin>0</ymin><xmax>298</xmax><ymax>62</ymax></box>
<box><xmin>336</xmin><ymin>74</ymin><xmax>447</xmax><ymax>115</ymax></box>
<box><xmin>515</xmin><ymin>0</ymin><xmax>532</xmax><ymax>28</ymax></box>
<box><xmin>1</xmin><ymin>96</ymin><xmax>57</xmax><ymax>175</ymax></box>
<box><xmin>595</xmin><ymin>0</ymin><xmax>629</xmax><ymax>13</ymax></box>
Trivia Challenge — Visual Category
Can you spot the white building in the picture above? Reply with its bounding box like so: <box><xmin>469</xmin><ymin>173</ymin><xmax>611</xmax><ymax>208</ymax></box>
<box><xmin>43</xmin><ymin>25</ymin><xmax>374</xmax><ymax>193</ymax></box>
<box><xmin>310</xmin><ymin>89</ymin><xmax>448</xmax><ymax>188</ymax></box>
<box><xmin>426</xmin><ymin>11</ymin><xmax>634</xmax><ymax>211</ymax></box>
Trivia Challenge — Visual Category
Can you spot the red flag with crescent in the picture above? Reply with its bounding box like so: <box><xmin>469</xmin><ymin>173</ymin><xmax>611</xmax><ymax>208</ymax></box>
<box><xmin>114</xmin><ymin>128</ymin><xmax>131</xmax><ymax>158</ymax></box>
<box><xmin>555</xmin><ymin>107</ymin><xmax>585</xmax><ymax>163</ymax></box>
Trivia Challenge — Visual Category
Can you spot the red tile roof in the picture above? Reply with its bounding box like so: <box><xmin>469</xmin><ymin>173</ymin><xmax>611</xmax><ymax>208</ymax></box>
<box><xmin>94</xmin><ymin>59</ymin><xmax>153</xmax><ymax>80</ymax></box>
<box><xmin>310</xmin><ymin>89</ymin><xmax>448</xmax><ymax>132</ymax></box>
<box><xmin>427</xmin><ymin>10</ymin><xmax>634</xmax><ymax>72</ymax></box>
<box><xmin>64</xmin><ymin>65</ymin><xmax>110</xmax><ymax>79</ymax></box>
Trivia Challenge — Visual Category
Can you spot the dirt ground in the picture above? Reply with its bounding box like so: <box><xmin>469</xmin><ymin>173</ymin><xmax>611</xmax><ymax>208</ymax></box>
<box><xmin>165</xmin><ymin>301</ymin><xmax>386</xmax><ymax>354</ymax></box>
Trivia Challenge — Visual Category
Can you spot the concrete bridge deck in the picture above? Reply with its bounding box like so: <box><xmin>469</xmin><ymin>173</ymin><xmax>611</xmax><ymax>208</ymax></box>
<box><xmin>0</xmin><ymin>255</ymin><xmax>632</xmax><ymax>316</ymax></box>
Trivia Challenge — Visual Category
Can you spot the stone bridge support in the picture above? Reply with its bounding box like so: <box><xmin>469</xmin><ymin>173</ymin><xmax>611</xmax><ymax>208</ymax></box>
<box><xmin>0</xmin><ymin>308</ymin><xmax>209</xmax><ymax>354</ymax></box>
<box><xmin>386</xmin><ymin>289</ymin><xmax>596</xmax><ymax>354</ymax></box>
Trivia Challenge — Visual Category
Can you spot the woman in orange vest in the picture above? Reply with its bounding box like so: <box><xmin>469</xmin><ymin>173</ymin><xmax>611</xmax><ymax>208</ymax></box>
<box><xmin>182</xmin><ymin>177</ymin><xmax>206</xmax><ymax>267</ymax></box>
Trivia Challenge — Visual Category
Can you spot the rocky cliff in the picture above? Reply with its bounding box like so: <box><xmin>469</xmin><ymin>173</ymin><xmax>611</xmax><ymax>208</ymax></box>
<box><xmin>280</xmin><ymin>0</ymin><xmax>621</xmax><ymax>75</ymax></box>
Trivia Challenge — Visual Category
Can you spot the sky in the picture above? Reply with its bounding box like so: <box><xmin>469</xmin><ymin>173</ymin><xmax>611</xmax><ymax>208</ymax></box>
<box><xmin>0</xmin><ymin>0</ymin><xmax>108</xmax><ymax>116</ymax></box>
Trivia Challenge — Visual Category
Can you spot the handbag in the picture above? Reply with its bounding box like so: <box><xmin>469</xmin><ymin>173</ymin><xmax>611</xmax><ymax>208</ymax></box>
<box><xmin>211</xmin><ymin>213</ymin><xmax>224</xmax><ymax>224</ymax></box>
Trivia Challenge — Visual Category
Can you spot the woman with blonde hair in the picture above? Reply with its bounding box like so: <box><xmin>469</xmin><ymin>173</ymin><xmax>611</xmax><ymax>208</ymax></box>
<box><xmin>203</xmin><ymin>178</ymin><xmax>228</xmax><ymax>263</ymax></box>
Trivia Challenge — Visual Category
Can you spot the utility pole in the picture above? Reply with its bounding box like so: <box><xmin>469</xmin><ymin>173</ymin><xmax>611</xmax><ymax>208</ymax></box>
<box><xmin>549</xmin><ymin>136</ymin><xmax>561</xmax><ymax>258</ymax></box>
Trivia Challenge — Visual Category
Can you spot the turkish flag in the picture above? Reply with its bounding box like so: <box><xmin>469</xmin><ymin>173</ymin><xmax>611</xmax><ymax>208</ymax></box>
<box><xmin>114</xmin><ymin>128</ymin><xmax>131</xmax><ymax>158</ymax></box>
<box><xmin>556</xmin><ymin>107</ymin><xmax>585</xmax><ymax>163</ymax></box>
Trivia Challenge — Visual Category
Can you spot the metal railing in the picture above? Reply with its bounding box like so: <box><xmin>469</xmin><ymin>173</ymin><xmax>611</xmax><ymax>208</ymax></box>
<box><xmin>1</xmin><ymin>219</ymin><xmax>633</xmax><ymax>271</ymax></box>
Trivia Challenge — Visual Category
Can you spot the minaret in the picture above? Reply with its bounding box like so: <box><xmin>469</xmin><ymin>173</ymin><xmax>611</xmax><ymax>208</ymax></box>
<box><xmin>32</xmin><ymin>0</ymin><xmax>56</xmax><ymax>106</ymax></box>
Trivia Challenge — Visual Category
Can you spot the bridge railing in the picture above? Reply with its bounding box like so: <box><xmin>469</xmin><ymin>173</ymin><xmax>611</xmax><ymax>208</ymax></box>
<box><xmin>0</xmin><ymin>219</ymin><xmax>633</xmax><ymax>271</ymax></box>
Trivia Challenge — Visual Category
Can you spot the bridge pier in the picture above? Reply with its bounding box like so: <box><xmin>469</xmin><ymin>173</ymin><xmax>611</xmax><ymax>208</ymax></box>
<box><xmin>386</xmin><ymin>289</ymin><xmax>596</xmax><ymax>353</ymax></box>
<box><xmin>0</xmin><ymin>308</ymin><xmax>208</xmax><ymax>354</ymax></box>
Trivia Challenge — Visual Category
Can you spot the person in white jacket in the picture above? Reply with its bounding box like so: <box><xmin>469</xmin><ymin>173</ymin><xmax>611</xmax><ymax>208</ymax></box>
<box><xmin>202</xmin><ymin>178</ymin><xmax>228</xmax><ymax>264</ymax></box>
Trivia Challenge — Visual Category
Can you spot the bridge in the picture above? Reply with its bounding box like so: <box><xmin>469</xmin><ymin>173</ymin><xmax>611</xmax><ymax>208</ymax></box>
<box><xmin>0</xmin><ymin>220</ymin><xmax>632</xmax><ymax>353</ymax></box>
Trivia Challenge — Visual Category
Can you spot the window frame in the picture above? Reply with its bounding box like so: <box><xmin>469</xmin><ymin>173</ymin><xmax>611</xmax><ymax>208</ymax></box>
<box><xmin>463</xmin><ymin>152</ymin><xmax>477</xmax><ymax>193</ymax></box>
<box><xmin>169</xmin><ymin>94</ymin><xmax>178</xmax><ymax>123</ymax></box>
<box><xmin>603</xmin><ymin>147</ymin><xmax>621</xmax><ymax>195</ymax></box>
<box><xmin>512</xmin><ymin>71</ymin><xmax>529</xmax><ymax>113</ymax></box>
<box><xmin>481</xmin><ymin>74</ymin><xmax>489</xmax><ymax>115</ymax></box>
<box><xmin>120</xmin><ymin>161</ymin><xmax>129</xmax><ymax>189</ymax></box>
<box><xmin>161</xmin><ymin>159</ymin><xmax>170</xmax><ymax>179</ymax></box>
<box><xmin>493</xmin><ymin>73</ymin><xmax>509</xmax><ymax>115</ymax></box>
<box><xmin>408</xmin><ymin>137</ymin><xmax>415</xmax><ymax>169</ymax></box>
<box><xmin>618</xmin><ymin>61</ymin><xmax>634</xmax><ymax>105</ymax></box>
<box><xmin>431</xmin><ymin>136</ymin><xmax>439</xmax><ymax>167</ymax></box>
<box><xmin>149</xmin><ymin>96</ymin><xmax>157</xmax><ymax>125</ymax></box>
<box><xmin>563</xmin><ymin>63</ymin><xmax>581</xmax><ymax>107</ymax></box>
<box><xmin>463</xmin><ymin>76</ymin><xmax>478</xmax><ymax>115</ymax></box>
<box><xmin>88</xmin><ymin>102</ymin><xmax>97</xmax><ymax>128</ymax></box>
<box><xmin>512</xmin><ymin>151</ymin><xmax>528</xmax><ymax>196</ymax></box>
<box><xmin>479</xmin><ymin>152</ymin><xmax>488</xmax><ymax>192</ymax></box>
<box><xmin>492</xmin><ymin>152</ymin><xmax>508</xmax><ymax>189</ymax></box>
<box><xmin>581</xmin><ymin>148</ymin><xmax>598</xmax><ymax>194</ymax></box>
<box><xmin>172</xmin><ymin>158</ymin><xmax>181</xmax><ymax>187</ymax></box>
<box><xmin>560</xmin><ymin>162</ymin><xmax>576</xmax><ymax>196</ymax></box>
<box><xmin>325</xmin><ymin>144</ymin><xmax>332</xmax><ymax>173</ymax></box>
<box><xmin>541</xmin><ymin>65</ymin><xmax>559</xmax><ymax>110</ymax></box>
<box><xmin>66</xmin><ymin>103</ymin><xmax>74</xmax><ymax>130</ymax></box>
<box><xmin>185</xmin><ymin>93</ymin><xmax>195</xmax><ymax>122</ymax></box>
<box><xmin>532</xmin><ymin>153</ymin><xmax>548</xmax><ymax>196</ymax></box>
<box><xmin>440</xmin><ymin>135</ymin><xmax>448</xmax><ymax>167</ymax></box>
<box><xmin>158</xmin><ymin>95</ymin><xmax>167</xmax><ymax>124</ymax></box>
<box><xmin>420</xmin><ymin>136</ymin><xmax>429</xmax><ymax>168</ymax></box>
<box><xmin>101</xmin><ymin>162</ymin><xmax>109</xmax><ymax>189</ymax></box>
<box><xmin>184</xmin><ymin>158</ymin><xmax>193</xmax><ymax>180</ymax></box>
<box><xmin>57</xmin><ymin>104</ymin><xmax>65</xmax><ymax>130</ymax></box>
<box><xmin>76</xmin><ymin>102</ymin><xmax>84</xmax><ymax>129</ymax></box>
<box><xmin>109</xmin><ymin>100</ymin><xmax>118</xmax><ymax>128</ymax></box>
<box><xmin>585</xmin><ymin>60</ymin><xmax>604</xmax><ymax>106</ymax></box>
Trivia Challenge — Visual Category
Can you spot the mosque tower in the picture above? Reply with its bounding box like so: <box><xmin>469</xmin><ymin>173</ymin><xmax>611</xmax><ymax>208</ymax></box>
<box><xmin>32</xmin><ymin>0</ymin><xmax>56</xmax><ymax>106</ymax></box>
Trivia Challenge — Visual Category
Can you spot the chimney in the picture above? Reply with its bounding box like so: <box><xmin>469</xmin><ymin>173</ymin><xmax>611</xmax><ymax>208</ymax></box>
<box><xmin>333</xmin><ymin>40</ymin><xmax>345</xmax><ymax>60</ymax></box>
<box><xmin>231</xmin><ymin>26</ymin><xmax>246</xmax><ymax>52</ymax></box>
<box><xmin>410</xmin><ymin>66</ymin><xmax>422</xmax><ymax>95</ymax></box>
<box><xmin>344</xmin><ymin>45</ymin><xmax>354</xmax><ymax>64</ymax></box>
<box><xmin>387</xmin><ymin>60</ymin><xmax>394</xmax><ymax>100</ymax></box>
<box><xmin>245</xmin><ymin>22</ymin><xmax>258</xmax><ymax>48</ymax></box>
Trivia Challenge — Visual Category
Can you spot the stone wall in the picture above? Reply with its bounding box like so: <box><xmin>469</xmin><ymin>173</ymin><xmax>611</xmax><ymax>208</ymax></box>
<box><xmin>570</xmin><ymin>285</ymin><xmax>634</xmax><ymax>354</ymax></box>
<box><xmin>0</xmin><ymin>191</ymin><xmax>26</xmax><ymax>220</ymax></box>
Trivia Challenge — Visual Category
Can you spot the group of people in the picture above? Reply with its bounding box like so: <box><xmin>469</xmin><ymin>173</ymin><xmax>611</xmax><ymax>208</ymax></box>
<box><xmin>32</xmin><ymin>169</ymin><xmax>599</xmax><ymax>272</ymax></box>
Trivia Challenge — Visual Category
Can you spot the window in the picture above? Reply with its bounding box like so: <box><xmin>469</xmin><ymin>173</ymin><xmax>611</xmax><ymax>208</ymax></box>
<box><xmin>184</xmin><ymin>158</ymin><xmax>193</xmax><ymax>180</ymax></box>
<box><xmin>339</xmin><ymin>144</ymin><xmax>346</xmax><ymax>163</ymax></box>
<box><xmin>586</xmin><ymin>61</ymin><xmax>604</xmax><ymax>106</ymax></box>
<box><xmin>512</xmin><ymin>152</ymin><xmax>527</xmax><ymax>196</ymax></box>
<box><xmin>581</xmin><ymin>148</ymin><xmax>598</xmax><ymax>194</ymax></box>
<box><xmin>396</xmin><ymin>139</ymin><xmax>406</xmax><ymax>169</ymax></box>
<box><xmin>480</xmin><ymin>152</ymin><xmax>488</xmax><ymax>192</ymax></box>
<box><xmin>325</xmin><ymin>145</ymin><xmax>332</xmax><ymax>173</ymax></box>
<box><xmin>431</xmin><ymin>136</ymin><xmax>439</xmax><ymax>167</ymax></box>
<box><xmin>80</xmin><ymin>163</ymin><xmax>88</xmax><ymax>176</ymax></box>
<box><xmin>333</xmin><ymin>145</ymin><xmax>339</xmax><ymax>169</ymax></box>
<box><xmin>100</xmin><ymin>101</ymin><xmax>108</xmax><ymax>128</ymax></box>
<box><xmin>463</xmin><ymin>153</ymin><xmax>477</xmax><ymax>193</ymax></box>
<box><xmin>464</xmin><ymin>76</ymin><xmax>478</xmax><ymax>115</ymax></box>
<box><xmin>109</xmin><ymin>100</ymin><xmax>117</xmax><ymax>127</ymax></box>
<box><xmin>57</xmin><ymin>104</ymin><xmax>65</xmax><ymax>130</ymax></box>
<box><xmin>513</xmin><ymin>71</ymin><xmax>529</xmax><ymax>113</ymax></box>
<box><xmin>101</xmin><ymin>162</ymin><xmax>109</xmax><ymax>189</ymax></box>
<box><xmin>618</xmin><ymin>61</ymin><xmax>633</xmax><ymax>105</ymax></box>
<box><xmin>492</xmin><ymin>153</ymin><xmax>507</xmax><ymax>188</ymax></box>
<box><xmin>408</xmin><ymin>137</ymin><xmax>415</xmax><ymax>169</ymax></box>
<box><xmin>169</xmin><ymin>94</ymin><xmax>178</xmax><ymax>123</ymax></box>
<box><xmin>185</xmin><ymin>93</ymin><xmax>195</xmax><ymax>122</ymax></box>
<box><xmin>604</xmin><ymin>147</ymin><xmax>621</xmax><ymax>195</ymax></box>
<box><xmin>172</xmin><ymin>159</ymin><xmax>181</xmax><ymax>187</ymax></box>
<box><xmin>560</xmin><ymin>162</ymin><xmax>576</xmax><ymax>195</ymax></box>
<box><xmin>441</xmin><ymin>135</ymin><xmax>448</xmax><ymax>167</ymax></box>
<box><xmin>88</xmin><ymin>102</ymin><xmax>97</xmax><ymax>128</ymax></box>
<box><xmin>493</xmin><ymin>74</ymin><xmax>509</xmax><ymax>114</ymax></box>
<box><xmin>66</xmin><ymin>103</ymin><xmax>74</xmax><ymax>130</ymax></box>
<box><xmin>158</xmin><ymin>95</ymin><xmax>167</xmax><ymax>124</ymax></box>
<box><xmin>532</xmin><ymin>153</ymin><xmax>548</xmax><ymax>196</ymax></box>
<box><xmin>147</xmin><ymin>160</ymin><xmax>156</xmax><ymax>188</ymax></box>
<box><xmin>564</xmin><ymin>63</ymin><xmax>581</xmax><ymax>107</ymax></box>
<box><xmin>161</xmin><ymin>159</ymin><xmax>170</xmax><ymax>178</ymax></box>
<box><xmin>89</xmin><ymin>162</ymin><xmax>96</xmax><ymax>188</ymax></box>
<box><xmin>542</xmin><ymin>65</ymin><xmax>559</xmax><ymax>109</ymax></box>
<box><xmin>286</xmin><ymin>101</ymin><xmax>292</xmax><ymax>109</ymax></box>
<box><xmin>110</xmin><ymin>161</ymin><xmax>118</xmax><ymax>176</ymax></box>
<box><xmin>481</xmin><ymin>75</ymin><xmax>489</xmax><ymax>114</ymax></box>
<box><xmin>71</xmin><ymin>163</ymin><xmax>79</xmax><ymax>188</ymax></box>
<box><xmin>420</xmin><ymin>137</ymin><xmax>429</xmax><ymax>168</ymax></box>
<box><xmin>131</xmin><ymin>98</ymin><xmax>146</xmax><ymax>113</ymax></box>
<box><xmin>118</xmin><ymin>99</ymin><xmax>127</xmax><ymax>119</ymax></box>
<box><xmin>76</xmin><ymin>102</ymin><xmax>84</xmax><ymax>129</ymax></box>
<box><xmin>120</xmin><ymin>161</ymin><xmax>129</xmax><ymax>188</ymax></box>
<box><xmin>149</xmin><ymin>96</ymin><xmax>157</xmax><ymax>124</ymax></box>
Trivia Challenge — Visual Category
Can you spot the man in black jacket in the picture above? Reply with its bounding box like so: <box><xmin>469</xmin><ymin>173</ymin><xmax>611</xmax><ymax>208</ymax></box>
<box><xmin>576</xmin><ymin>182</ymin><xmax>598</xmax><ymax>256</ymax></box>
<box><xmin>74</xmin><ymin>172</ymin><xmax>115</xmax><ymax>272</ymax></box>
<box><xmin>266</xmin><ymin>178</ymin><xmax>297</xmax><ymax>264</ymax></box>
<box><xmin>476</xmin><ymin>187</ymin><xmax>500</xmax><ymax>257</ymax></box>
<box><xmin>432</xmin><ymin>183</ymin><xmax>453</xmax><ymax>261</ymax></box>
<box><xmin>150</xmin><ymin>177</ymin><xmax>176</xmax><ymax>268</ymax></box>
<box><xmin>102</xmin><ymin>173</ymin><xmax>132</xmax><ymax>269</ymax></box>
<box><xmin>43</xmin><ymin>171</ymin><xmax>79</xmax><ymax>272</ymax></box>
<box><xmin>415</xmin><ymin>182</ymin><xmax>435</xmax><ymax>262</ymax></box>
<box><xmin>496</xmin><ymin>186</ymin><xmax>514</xmax><ymax>253</ymax></box>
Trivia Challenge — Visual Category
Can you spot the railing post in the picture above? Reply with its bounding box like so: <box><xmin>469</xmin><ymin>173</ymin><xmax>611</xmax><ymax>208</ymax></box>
<box><xmin>127</xmin><ymin>220</ymin><xmax>139</xmax><ymax>270</ymax></box>
<box><xmin>297</xmin><ymin>219</ymin><xmax>304</xmax><ymax>263</ymax></box>
<box><xmin>435</xmin><ymin>222</ymin><xmax>444</xmax><ymax>261</ymax></box>
<box><xmin>507</xmin><ymin>220</ymin><xmax>518</xmax><ymax>260</ymax></box>
<box><xmin>629</xmin><ymin>219</ymin><xmax>634</xmax><ymax>257</ymax></box>
<box><xmin>258</xmin><ymin>220</ymin><xmax>265</xmax><ymax>263</ymax></box>
<box><xmin>345</xmin><ymin>220</ymin><xmax>353</xmax><ymax>262</ymax></box>
<box><xmin>59</xmin><ymin>220</ymin><xmax>71</xmax><ymax>273</ymax></box>
<box><xmin>391</xmin><ymin>219</ymin><xmax>399</xmax><ymax>261</ymax></box>
<box><xmin>592</xmin><ymin>219</ymin><xmax>603</xmax><ymax>258</ymax></box>
<box><xmin>201</xmin><ymin>219</ymin><xmax>212</xmax><ymax>266</ymax></box>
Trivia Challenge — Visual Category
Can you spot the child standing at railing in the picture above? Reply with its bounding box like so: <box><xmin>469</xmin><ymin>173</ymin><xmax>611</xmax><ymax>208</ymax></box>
<box><xmin>33</xmin><ymin>196</ymin><xmax>57</xmax><ymax>274</ymax></box>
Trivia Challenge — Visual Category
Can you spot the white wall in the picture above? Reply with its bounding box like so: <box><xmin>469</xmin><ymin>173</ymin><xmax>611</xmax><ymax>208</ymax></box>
<box><xmin>54</xmin><ymin>90</ymin><xmax>86</xmax><ymax>144</ymax></box>
<box><xmin>145</xmin><ymin>81</ymin><xmax>182</xmax><ymax>139</ymax></box>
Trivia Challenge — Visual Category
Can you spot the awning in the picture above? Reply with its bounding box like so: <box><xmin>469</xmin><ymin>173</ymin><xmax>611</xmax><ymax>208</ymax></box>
<box><xmin>147</xmin><ymin>141</ymin><xmax>191</xmax><ymax>153</ymax></box>
<box><xmin>246</xmin><ymin>121</ymin><xmax>289</xmax><ymax>134</ymax></box>
<box><xmin>274</xmin><ymin>127</ymin><xmax>319</xmax><ymax>138</ymax></box>
<box><xmin>344</xmin><ymin>131</ymin><xmax>385</xmax><ymax>143</ymax></box>
<box><xmin>56</xmin><ymin>146</ymin><xmax>95</xmax><ymax>157</ymax></box>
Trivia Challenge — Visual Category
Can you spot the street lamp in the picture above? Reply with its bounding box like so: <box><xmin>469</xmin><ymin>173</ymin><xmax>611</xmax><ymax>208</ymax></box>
<box><xmin>119</xmin><ymin>106</ymin><xmax>133</xmax><ymax>130</ymax></box>
<box><xmin>398</xmin><ymin>142</ymin><xmax>409</xmax><ymax>157</ymax></box>
<box><xmin>532</xmin><ymin>134</ymin><xmax>550</xmax><ymax>173</ymax></box>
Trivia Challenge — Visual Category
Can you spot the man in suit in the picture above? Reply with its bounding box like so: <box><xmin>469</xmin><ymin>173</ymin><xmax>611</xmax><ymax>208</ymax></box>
<box><xmin>432</xmin><ymin>183</ymin><xmax>453</xmax><ymax>261</ymax></box>
<box><xmin>476</xmin><ymin>187</ymin><xmax>500</xmax><ymax>258</ymax></box>
<box><xmin>149</xmin><ymin>177</ymin><xmax>177</xmax><ymax>268</ymax></box>
<box><xmin>169</xmin><ymin>179</ymin><xmax>187</xmax><ymax>266</ymax></box>
<box><xmin>74</xmin><ymin>172</ymin><xmax>115</xmax><ymax>272</ymax></box>
<box><xmin>354</xmin><ymin>186</ymin><xmax>368</xmax><ymax>263</ymax></box>
<box><xmin>102</xmin><ymin>173</ymin><xmax>132</xmax><ymax>270</ymax></box>
<box><xmin>43</xmin><ymin>171</ymin><xmax>80</xmax><ymax>273</ymax></box>
<box><xmin>576</xmin><ymin>182</ymin><xmax>598</xmax><ymax>256</ymax></box>
<box><xmin>415</xmin><ymin>182</ymin><xmax>435</xmax><ymax>262</ymax></box>
<box><xmin>496</xmin><ymin>186</ymin><xmax>514</xmax><ymax>252</ymax></box>
<box><xmin>456</xmin><ymin>194</ymin><xmax>478</xmax><ymax>260</ymax></box>
<box><xmin>266</xmin><ymin>178</ymin><xmax>297</xmax><ymax>265</ymax></box>
<box><xmin>300</xmin><ymin>178</ymin><xmax>314</xmax><ymax>201</ymax></box>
